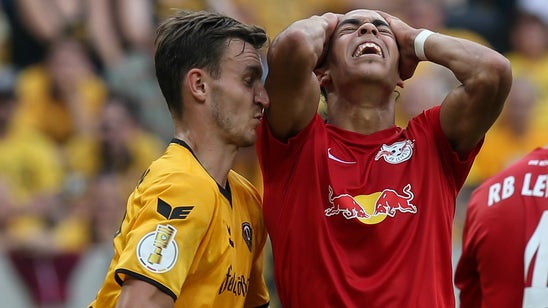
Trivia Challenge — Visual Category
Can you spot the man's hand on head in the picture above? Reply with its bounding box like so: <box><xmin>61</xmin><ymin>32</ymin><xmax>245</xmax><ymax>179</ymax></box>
<box><xmin>377</xmin><ymin>10</ymin><xmax>421</xmax><ymax>81</ymax></box>
<box><xmin>315</xmin><ymin>12</ymin><xmax>340</xmax><ymax>69</ymax></box>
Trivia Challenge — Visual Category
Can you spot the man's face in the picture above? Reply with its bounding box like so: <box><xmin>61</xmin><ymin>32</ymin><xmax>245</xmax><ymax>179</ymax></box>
<box><xmin>325</xmin><ymin>9</ymin><xmax>401</xmax><ymax>90</ymax></box>
<box><xmin>207</xmin><ymin>39</ymin><xmax>268</xmax><ymax>147</ymax></box>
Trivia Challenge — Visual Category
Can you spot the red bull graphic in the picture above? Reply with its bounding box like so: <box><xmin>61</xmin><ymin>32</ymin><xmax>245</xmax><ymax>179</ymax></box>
<box><xmin>373</xmin><ymin>184</ymin><xmax>416</xmax><ymax>217</ymax></box>
<box><xmin>325</xmin><ymin>186</ymin><xmax>370</xmax><ymax>219</ymax></box>
<box><xmin>324</xmin><ymin>184</ymin><xmax>417</xmax><ymax>224</ymax></box>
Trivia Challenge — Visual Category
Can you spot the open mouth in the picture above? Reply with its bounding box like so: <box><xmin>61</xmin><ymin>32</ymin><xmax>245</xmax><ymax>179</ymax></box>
<box><xmin>353</xmin><ymin>42</ymin><xmax>383</xmax><ymax>58</ymax></box>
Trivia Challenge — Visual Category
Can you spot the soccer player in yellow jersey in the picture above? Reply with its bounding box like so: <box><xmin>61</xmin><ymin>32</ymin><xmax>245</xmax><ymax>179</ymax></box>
<box><xmin>89</xmin><ymin>10</ymin><xmax>270</xmax><ymax>308</ymax></box>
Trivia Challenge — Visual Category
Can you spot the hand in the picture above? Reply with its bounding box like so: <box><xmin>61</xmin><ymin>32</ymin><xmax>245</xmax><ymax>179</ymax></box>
<box><xmin>377</xmin><ymin>11</ymin><xmax>421</xmax><ymax>81</ymax></box>
<box><xmin>314</xmin><ymin>12</ymin><xmax>340</xmax><ymax>68</ymax></box>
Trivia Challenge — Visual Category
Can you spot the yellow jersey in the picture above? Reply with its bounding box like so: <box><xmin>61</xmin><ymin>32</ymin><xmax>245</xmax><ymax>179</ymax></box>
<box><xmin>90</xmin><ymin>139</ymin><xmax>269</xmax><ymax>307</ymax></box>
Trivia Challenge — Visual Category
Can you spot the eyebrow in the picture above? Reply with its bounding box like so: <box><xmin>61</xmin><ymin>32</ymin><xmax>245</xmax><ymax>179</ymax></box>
<box><xmin>336</xmin><ymin>18</ymin><xmax>390</xmax><ymax>31</ymax></box>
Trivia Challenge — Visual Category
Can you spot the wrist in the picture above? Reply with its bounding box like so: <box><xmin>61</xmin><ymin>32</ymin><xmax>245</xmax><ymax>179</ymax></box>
<box><xmin>414</xmin><ymin>29</ymin><xmax>434</xmax><ymax>61</ymax></box>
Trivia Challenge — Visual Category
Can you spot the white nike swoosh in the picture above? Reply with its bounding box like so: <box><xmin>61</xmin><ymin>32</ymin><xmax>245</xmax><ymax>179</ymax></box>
<box><xmin>328</xmin><ymin>148</ymin><xmax>357</xmax><ymax>164</ymax></box>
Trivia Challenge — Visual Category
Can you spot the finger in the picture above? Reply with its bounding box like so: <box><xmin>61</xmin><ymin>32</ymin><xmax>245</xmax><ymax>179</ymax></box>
<box><xmin>376</xmin><ymin>10</ymin><xmax>395</xmax><ymax>23</ymax></box>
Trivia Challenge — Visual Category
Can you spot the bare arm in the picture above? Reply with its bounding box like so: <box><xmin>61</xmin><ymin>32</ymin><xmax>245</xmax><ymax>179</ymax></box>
<box><xmin>264</xmin><ymin>13</ymin><xmax>338</xmax><ymax>141</ymax></box>
<box><xmin>86</xmin><ymin>0</ymin><xmax>124</xmax><ymax>67</ymax></box>
<box><xmin>117</xmin><ymin>0</ymin><xmax>154</xmax><ymax>51</ymax></box>
<box><xmin>379</xmin><ymin>12</ymin><xmax>512</xmax><ymax>155</ymax></box>
<box><xmin>87</xmin><ymin>0</ymin><xmax>154</xmax><ymax>67</ymax></box>
<box><xmin>116</xmin><ymin>277</ymin><xmax>174</xmax><ymax>308</ymax></box>
<box><xmin>17</xmin><ymin>0</ymin><xmax>64</xmax><ymax>42</ymax></box>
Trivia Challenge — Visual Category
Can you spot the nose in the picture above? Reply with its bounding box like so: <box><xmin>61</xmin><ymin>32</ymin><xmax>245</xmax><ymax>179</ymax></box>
<box><xmin>255</xmin><ymin>86</ymin><xmax>270</xmax><ymax>109</ymax></box>
<box><xmin>358</xmin><ymin>23</ymin><xmax>378</xmax><ymax>36</ymax></box>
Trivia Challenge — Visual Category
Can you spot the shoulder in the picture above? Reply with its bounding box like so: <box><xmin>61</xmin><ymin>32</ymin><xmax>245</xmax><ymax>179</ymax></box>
<box><xmin>137</xmin><ymin>146</ymin><xmax>219</xmax><ymax>205</ymax></box>
<box><xmin>406</xmin><ymin>105</ymin><xmax>441</xmax><ymax>129</ymax></box>
<box><xmin>228</xmin><ymin>171</ymin><xmax>262</xmax><ymax>206</ymax></box>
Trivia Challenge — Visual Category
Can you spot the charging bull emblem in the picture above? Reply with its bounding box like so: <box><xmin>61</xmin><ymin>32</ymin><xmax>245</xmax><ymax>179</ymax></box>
<box><xmin>373</xmin><ymin>184</ymin><xmax>417</xmax><ymax>217</ymax></box>
<box><xmin>325</xmin><ymin>186</ymin><xmax>370</xmax><ymax>219</ymax></box>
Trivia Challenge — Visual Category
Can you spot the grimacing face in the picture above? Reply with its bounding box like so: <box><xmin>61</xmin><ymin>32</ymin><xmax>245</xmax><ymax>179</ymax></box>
<box><xmin>324</xmin><ymin>10</ymin><xmax>401</xmax><ymax>91</ymax></box>
<box><xmin>207</xmin><ymin>39</ymin><xmax>269</xmax><ymax>147</ymax></box>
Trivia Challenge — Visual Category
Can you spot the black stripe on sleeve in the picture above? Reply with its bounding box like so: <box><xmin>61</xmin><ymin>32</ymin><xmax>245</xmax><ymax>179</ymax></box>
<box><xmin>115</xmin><ymin>269</ymin><xmax>177</xmax><ymax>301</ymax></box>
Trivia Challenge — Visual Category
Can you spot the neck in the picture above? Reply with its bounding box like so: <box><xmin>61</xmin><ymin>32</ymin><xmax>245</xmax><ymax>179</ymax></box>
<box><xmin>174</xmin><ymin>130</ymin><xmax>237</xmax><ymax>188</ymax></box>
<box><xmin>326</xmin><ymin>88</ymin><xmax>397</xmax><ymax>134</ymax></box>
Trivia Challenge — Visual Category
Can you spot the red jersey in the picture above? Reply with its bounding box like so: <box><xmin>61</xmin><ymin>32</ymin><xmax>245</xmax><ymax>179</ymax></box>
<box><xmin>455</xmin><ymin>146</ymin><xmax>548</xmax><ymax>308</ymax></box>
<box><xmin>257</xmin><ymin>106</ymin><xmax>479</xmax><ymax>307</ymax></box>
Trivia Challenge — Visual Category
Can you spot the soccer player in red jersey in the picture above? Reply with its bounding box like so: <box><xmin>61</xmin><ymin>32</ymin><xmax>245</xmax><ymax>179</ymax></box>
<box><xmin>455</xmin><ymin>145</ymin><xmax>548</xmax><ymax>307</ymax></box>
<box><xmin>257</xmin><ymin>9</ymin><xmax>512</xmax><ymax>307</ymax></box>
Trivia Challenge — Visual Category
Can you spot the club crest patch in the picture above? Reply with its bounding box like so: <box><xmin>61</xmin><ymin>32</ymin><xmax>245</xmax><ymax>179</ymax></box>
<box><xmin>137</xmin><ymin>224</ymin><xmax>178</xmax><ymax>273</ymax></box>
<box><xmin>242</xmin><ymin>222</ymin><xmax>253</xmax><ymax>252</ymax></box>
<box><xmin>375</xmin><ymin>140</ymin><xmax>414</xmax><ymax>164</ymax></box>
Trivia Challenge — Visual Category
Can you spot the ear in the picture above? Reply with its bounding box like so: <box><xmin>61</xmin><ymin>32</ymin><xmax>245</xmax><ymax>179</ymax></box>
<box><xmin>187</xmin><ymin>68</ymin><xmax>207</xmax><ymax>102</ymax></box>
<box><xmin>397</xmin><ymin>76</ymin><xmax>404</xmax><ymax>88</ymax></box>
<box><xmin>314</xmin><ymin>67</ymin><xmax>332</xmax><ymax>89</ymax></box>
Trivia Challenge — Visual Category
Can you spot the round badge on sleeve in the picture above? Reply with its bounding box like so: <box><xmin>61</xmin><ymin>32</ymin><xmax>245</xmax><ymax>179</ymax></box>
<box><xmin>136</xmin><ymin>224</ymin><xmax>178</xmax><ymax>273</ymax></box>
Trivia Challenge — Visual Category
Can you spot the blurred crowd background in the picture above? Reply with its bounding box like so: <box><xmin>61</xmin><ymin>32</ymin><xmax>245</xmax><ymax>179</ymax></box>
<box><xmin>0</xmin><ymin>0</ymin><xmax>545</xmax><ymax>307</ymax></box>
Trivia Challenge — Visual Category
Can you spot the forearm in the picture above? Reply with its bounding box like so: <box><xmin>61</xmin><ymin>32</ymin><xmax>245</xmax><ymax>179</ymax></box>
<box><xmin>380</xmin><ymin>9</ymin><xmax>512</xmax><ymax>153</ymax></box>
<box><xmin>268</xmin><ymin>14</ymin><xmax>337</xmax><ymax>72</ymax></box>
<box><xmin>419</xmin><ymin>31</ymin><xmax>512</xmax><ymax>153</ymax></box>
<box><xmin>87</xmin><ymin>0</ymin><xmax>125</xmax><ymax>66</ymax></box>
<box><xmin>264</xmin><ymin>13</ymin><xmax>338</xmax><ymax>140</ymax></box>
<box><xmin>18</xmin><ymin>0</ymin><xmax>63</xmax><ymax>42</ymax></box>
<box><xmin>422</xmin><ymin>33</ymin><xmax>512</xmax><ymax>96</ymax></box>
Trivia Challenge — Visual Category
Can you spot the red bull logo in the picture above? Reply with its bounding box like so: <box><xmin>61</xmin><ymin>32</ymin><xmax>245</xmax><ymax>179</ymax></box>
<box><xmin>325</xmin><ymin>186</ymin><xmax>370</xmax><ymax>219</ymax></box>
<box><xmin>324</xmin><ymin>184</ymin><xmax>417</xmax><ymax>224</ymax></box>
<box><xmin>373</xmin><ymin>184</ymin><xmax>416</xmax><ymax>217</ymax></box>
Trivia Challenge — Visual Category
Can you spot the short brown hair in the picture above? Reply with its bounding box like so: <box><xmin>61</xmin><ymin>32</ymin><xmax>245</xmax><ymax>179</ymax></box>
<box><xmin>154</xmin><ymin>10</ymin><xmax>267</xmax><ymax>118</ymax></box>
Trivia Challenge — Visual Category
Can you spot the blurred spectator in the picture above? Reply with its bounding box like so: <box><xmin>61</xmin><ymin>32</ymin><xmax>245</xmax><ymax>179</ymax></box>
<box><xmin>0</xmin><ymin>0</ymin><xmax>99</xmax><ymax>71</ymax></box>
<box><xmin>14</xmin><ymin>37</ymin><xmax>107</xmax><ymax>145</ymax></box>
<box><xmin>0</xmin><ymin>68</ymin><xmax>90</xmax><ymax>308</ymax></box>
<box><xmin>505</xmin><ymin>8</ymin><xmax>548</xmax><ymax>133</ymax></box>
<box><xmin>228</xmin><ymin>0</ymin><xmax>345</xmax><ymax>38</ymax></box>
<box><xmin>88</xmin><ymin>0</ymin><xmax>173</xmax><ymax>141</ymax></box>
<box><xmin>445</xmin><ymin>0</ymin><xmax>517</xmax><ymax>53</ymax></box>
<box><xmin>0</xmin><ymin>0</ymin><xmax>173</xmax><ymax>140</ymax></box>
<box><xmin>342</xmin><ymin>0</ymin><xmax>406</xmax><ymax>16</ymax></box>
<box><xmin>62</xmin><ymin>174</ymin><xmax>127</xmax><ymax>308</ymax></box>
<box><xmin>87</xmin><ymin>0</ymin><xmax>154</xmax><ymax>70</ymax></box>
<box><xmin>62</xmin><ymin>93</ymin><xmax>164</xmax><ymax>307</ymax></box>
<box><xmin>466</xmin><ymin>77</ymin><xmax>547</xmax><ymax>187</ymax></box>
<box><xmin>62</xmin><ymin>173</ymin><xmax>128</xmax><ymax>307</ymax></box>
<box><xmin>394</xmin><ymin>0</ymin><xmax>491</xmax><ymax>126</ymax></box>
<box><xmin>519</xmin><ymin>0</ymin><xmax>548</xmax><ymax>25</ymax></box>
<box><xmin>65</xmin><ymin>92</ymin><xmax>165</xmax><ymax>198</ymax></box>
<box><xmin>0</xmin><ymin>68</ymin><xmax>63</xmax><ymax>251</ymax></box>
<box><xmin>0</xmin><ymin>8</ymin><xmax>10</xmax><ymax>67</ymax></box>
<box><xmin>465</xmin><ymin>6</ymin><xmax>548</xmax><ymax>188</ymax></box>
<box><xmin>154</xmin><ymin>0</ymin><xmax>252</xmax><ymax>24</ymax></box>
<box><xmin>155</xmin><ymin>0</ymin><xmax>344</xmax><ymax>39</ymax></box>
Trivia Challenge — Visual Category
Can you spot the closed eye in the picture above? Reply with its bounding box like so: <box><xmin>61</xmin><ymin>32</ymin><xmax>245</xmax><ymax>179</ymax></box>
<box><xmin>243</xmin><ymin>65</ymin><xmax>263</xmax><ymax>87</ymax></box>
<box><xmin>335</xmin><ymin>18</ymin><xmax>360</xmax><ymax>36</ymax></box>
<box><xmin>372</xmin><ymin>20</ymin><xmax>393</xmax><ymax>36</ymax></box>
<box><xmin>338</xmin><ymin>26</ymin><xmax>358</xmax><ymax>36</ymax></box>
<box><xmin>243</xmin><ymin>77</ymin><xmax>253</xmax><ymax>87</ymax></box>
<box><xmin>378</xmin><ymin>27</ymin><xmax>393</xmax><ymax>36</ymax></box>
